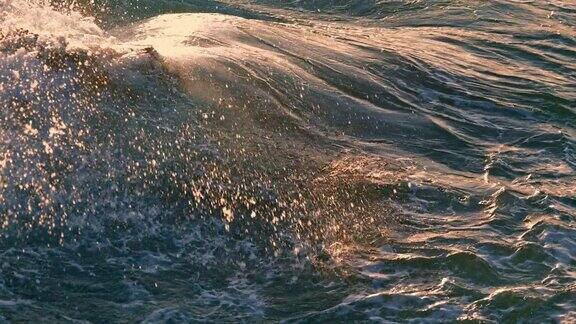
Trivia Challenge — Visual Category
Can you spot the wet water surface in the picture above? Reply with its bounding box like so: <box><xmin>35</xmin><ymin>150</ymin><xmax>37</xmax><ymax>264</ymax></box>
<box><xmin>0</xmin><ymin>0</ymin><xmax>575</xmax><ymax>322</ymax></box>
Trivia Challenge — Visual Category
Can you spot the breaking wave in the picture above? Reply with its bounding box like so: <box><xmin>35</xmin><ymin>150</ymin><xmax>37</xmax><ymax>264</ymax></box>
<box><xmin>0</xmin><ymin>0</ymin><xmax>575</xmax><ymax>322</ymax></box>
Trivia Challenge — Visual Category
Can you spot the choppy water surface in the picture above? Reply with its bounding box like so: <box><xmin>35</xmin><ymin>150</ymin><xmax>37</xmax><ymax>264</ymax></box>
<box><xmin>0</xmin><ymin>0</ymin><xmax>575</xmax><ymax>322</ymax></box>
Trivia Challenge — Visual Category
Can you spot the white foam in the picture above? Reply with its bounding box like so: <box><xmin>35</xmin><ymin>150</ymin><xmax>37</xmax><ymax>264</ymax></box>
<box><xmin>0</xmin><ymin>0</ymin><xmax>115</xmax><ymax>50</ymax></box>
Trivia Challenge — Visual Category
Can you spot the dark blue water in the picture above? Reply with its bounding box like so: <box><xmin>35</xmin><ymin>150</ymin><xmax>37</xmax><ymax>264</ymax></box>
<box><xmin>0</xmin><ymin>0</ymin><xmax>575</xmax><ymax>322</ymax></box>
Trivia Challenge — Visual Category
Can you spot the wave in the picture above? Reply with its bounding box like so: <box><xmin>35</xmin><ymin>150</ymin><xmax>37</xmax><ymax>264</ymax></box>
<box><xmin>0</xmin><ymin>0</ymin><xmax>575</xmax><ymax>322</ymax></box>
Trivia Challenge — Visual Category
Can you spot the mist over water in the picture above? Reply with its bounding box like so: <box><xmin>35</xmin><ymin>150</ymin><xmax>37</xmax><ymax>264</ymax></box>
<box><xmin>0</xmin><ymin>0</ymin><xmax>575</xmax><ymax>322</ymax></box>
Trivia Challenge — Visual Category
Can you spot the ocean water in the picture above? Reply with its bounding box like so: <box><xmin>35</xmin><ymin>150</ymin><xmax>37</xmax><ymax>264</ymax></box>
<box><xmin>0</xmin><ymin>0</ymin><xmax>575</xmax><ymax>322</ymax></box>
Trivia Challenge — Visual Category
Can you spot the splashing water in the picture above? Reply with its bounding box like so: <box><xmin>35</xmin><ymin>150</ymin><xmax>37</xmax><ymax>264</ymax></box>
<box><xmin>0</xmin><ymin>0</ymin><xmax>575</xmax><ymax>322</ymax></box>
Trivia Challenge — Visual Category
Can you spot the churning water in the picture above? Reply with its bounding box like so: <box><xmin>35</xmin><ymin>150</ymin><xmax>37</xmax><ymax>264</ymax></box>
<box><xmin>0</xmin><ymin>0</ymin><xmax>575</xmax><ymax>322</ymax></box>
